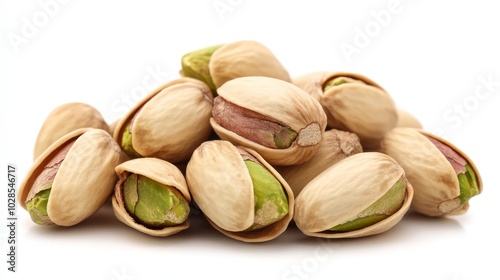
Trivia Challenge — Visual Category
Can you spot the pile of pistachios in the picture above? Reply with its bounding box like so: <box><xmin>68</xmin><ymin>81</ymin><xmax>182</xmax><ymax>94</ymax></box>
<box><xmin>18</xmin><ymin>40</ymin><xmax>482</xmax><ymax>242</ymax></box>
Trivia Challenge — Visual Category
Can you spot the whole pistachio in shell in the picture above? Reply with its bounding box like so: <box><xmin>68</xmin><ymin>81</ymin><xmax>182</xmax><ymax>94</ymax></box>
<box><xmin>293</xmin><ymin>71</ymin><xmax>397</xmax><ymax>150</ymax></box>
<box><xmin>210</xmin><ymin>76</ymin><xmax>327</xmax><ymax>166</ymax></box>
<box><xmin>294</xmin><ymin>152</ymin><xmax>413</xmax><ymax>238</ymax></box>
<box><xmin>113</xmin><ymin>77</ymin><xmax>213</xmax><ymax>163</ymax></box>
<box><xmin>276</xmin><ymin>129</ymin><xmax>363</xmax><ymax>197</ymax></box>
<box><xmin>396</xmin><ymin>108</ymin><xmax>423</xmax><ymax>129</ymax></box>
<box><xmin>378</xmin><ymin>127</ymin><xmax>482</xmax><ymax>216</ymax></box>
<box><xmin>186</xmin><ymin>140</ymin><xmax>294</xmax><ymax>242</ymax></box>
<box><xmin>181</xmin><ymin>40</ymin><xmax>290</xmax><ymax>95</ymax></box>
<box><xmin>19</xmin><ymin>128</ymin><xmax>123</xmax><ymax>226</ymax></box>
<box><xmin>112</xmin><ymin>158</ymin><xmax>191</xmax><ymax>237</ymax></box>
<box><xmin>33</xmin><ymin>102</ymin><xmax>110</xmax><ymax>159</ymax></box>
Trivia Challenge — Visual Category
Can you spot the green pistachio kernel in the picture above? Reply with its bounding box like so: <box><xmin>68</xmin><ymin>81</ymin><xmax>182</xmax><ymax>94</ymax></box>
<box><xmin>458</xmin><ymin>164</ymin><xmax>479</xmax><ymax>204</ymax></box>
<box><xmin>181</xmin><ymin>44</ymin><xmax>222</xmax><ymax>94</ymax></box>
<box><xmin>244</xmin><ymin>160</ymin><xmax>289</xmax><ymax>230</ymax></box>
<box><xmin>123</xmin><ymin>174</ymin><xmax>190</xmax><ymax>228</ymax></box>
<box><xmin>323</xmin><ymin>76</ymin><xmax>365</xmax><ymax>92</ymax></box>
<box><xmin>26</xmin><ymin>186</ymin><xmax>53</xmax><ymax>225</ymax></box>
<box><xmin>330</xmin><ymin>179</ymin><xmax>406</xmax><ymax>232</ymax></box>
<box><xmin>121</xmin><ymin>123</ymin><xmax>141</xmax><ymax>158</ymax></box>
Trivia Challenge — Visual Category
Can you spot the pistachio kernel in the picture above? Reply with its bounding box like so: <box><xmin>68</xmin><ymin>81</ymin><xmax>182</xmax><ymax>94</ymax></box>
<box><xmin>329</xmin><ymin>178</ymin><xmax>406</xmax><ymax>232</ymax></box>
<box><xmin>323</xmin><ymin>76</ymin><xmax>366</xmax><ymax>92</ymax></box>
<box><xmin>25</xmin><ymin>140</ymin><xmax>75</xmax><ymax>225</ymax></box>
<box><xmin>26</xmin><ymin>187</ymin><xmax>52</xmax><ymax>225</ymax></box>
<box><xmin>425</xmin><ymin>136</ymin><xmax>480</xmax><ymax>209</ymax></box>
<box><xmin>213</xmin><ymin>96</ymin><xmax>298</xmax><ymax>149</ymax></box>
<box><xmin>123</xmin><ymin>174</ymin><xmax>190</xmax><ymax>229</ymax></box>
<box><xmin>121</xmin><ymin>122</ymin><xmax>141</xmax><ymax>158</ymax></box>
<box><xmin>181</xmin><ymin>44</ymin><xmax>222</xmax><ymax>94</ymax></box>
<box><xmin>244</xmin><ymin>159</ymin><xmax>289</xmax><ymax>230</ymax></box>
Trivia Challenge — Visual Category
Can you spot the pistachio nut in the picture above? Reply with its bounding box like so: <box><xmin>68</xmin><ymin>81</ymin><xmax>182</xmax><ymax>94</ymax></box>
<box><xmin>396</xmin><ymin>108</ymin><xmax>423</xmax><ymax>129</ymax></box>
<box><xmin>33</xmin><ymin>102</ymin><xmax>110</xmax><ymax>159</ymax></box>
<box><xmin>210</xmin><ymin>76</ymin><xmax>327</xmax><ymax>166</ymax></box>
<box><xmin>294</xmin><ymin>152</ymin><xmax>413</xmax><ymax>238</ymax></box>
<box><xmin>293</xmin><ymin>71</ymin><xmax>398</xmax><ymax>150</ymax></box>
<box><xmin>181</xmin><ymin>40</ymin><xmax>291</xmax><ymax>95</ymax></box>
<box><xmin>378</xmin><ymin>127</ymin><xmax>482</xmax><ymax>216</ymax></box>
<box><xmin>113</xmin><ymin>77</ymin><xmax>213</xmax><ymax>163</ymax></box>
<box><xmin>112</xmin><ymin>157</ymin><xmax>191</xmax><ymax>237</ymax></box>
<box><xmin>186</xmin><ymin>140</ymin><xmax>294</xmax><ymax>242</ymax></box>
<box><xmin>19</xmin><ymin>128</ymin><xmax>123</xmax><ymax>226</ymax></box>
<box><xmin>276</xmin><ymin>129</ymin><xmax>363</xmax><ymax>197</ymax></box>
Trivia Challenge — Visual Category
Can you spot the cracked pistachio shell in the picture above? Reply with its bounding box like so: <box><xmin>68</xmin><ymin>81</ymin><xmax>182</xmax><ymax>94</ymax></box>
<box><xmin>210</xmin><ymin>76</ymin><xmax>327</xmax><ymax>166</ymax></box>
<box><xmin>378</xmin><ymin>127</ymin><xmax>483</xmax><ymax>216</ymax></box>
<box><xmin>293</xmin><ymin>71</ymin><xmax>397</xmax><ymax>150</ymax></box>
<box><xmin>186</xmin><ymin>140</ymin><xmax>294</xmax><ymax>242</ymax></box>
<box><xmin>33</xmin><ymin>102</ymin><xmax>110</xmax><ymax>159</ymax></box>
<box><xmin>19</xmin><ymin>128</ymin><xmax>123</xmax><ymax>226</ymax></box>
<box><xmin>276</xmin><ymin>129</ymin><xmax>363</xmax><ymax>197</ymax></box>
<box><xmin>294</xmin><ymin>152</ymin><xmax>413</xmax><ymax>238</ymax></box>
<box><xmin>113</xmin><ymin>77</ymin><xmax>213</xmax><ymax>163</ymax></box>
<box><xmin>112</xmin><ymin>157</ymin><xmax>191</xmax><ymax>237</ymax></box>
<box><xmin>208</xmin><ymin>40</ymin><xmax>291</xmax><ymax>90</ymax></box>
<box><xmin>396</xmin><ymin>108</ymin><xmax>423</xmax><ymax>129</ymax></box>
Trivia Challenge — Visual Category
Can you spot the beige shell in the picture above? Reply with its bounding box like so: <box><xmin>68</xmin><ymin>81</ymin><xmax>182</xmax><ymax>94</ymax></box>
<box><xmin>33</xmin><ymin>102</ymin><xmax>110</xmax><ymax>159</ymax></box>
<box><xmin>396</xmin><ymin>108</ymin><xmax>423</xmax><ymax>129</ymax></box>
<box><xmin>186</xmin><ymin>140</ymin><xmax>294</xmax><ymax>242</ymax></box>
<box><xmin>209</xmin><ymin>40</ymin><xmax>291</xmax><ymax>89</ymax></box>
<box><xmin>19</xmin><ymin>128</ymin><xmax>123</xmax><ymax>226</ymax></box>
<box><xmin>113</xmin><ymin>77</ymin><xmax>213</xmax><ymax>163</ymax></box>
<box><xmin>294</xmin><ymin>152</ymin><xmax>413</xmax><ymax>238</ymax></box>
<box><xmin>378</xmin><ymin>127</ymin><xmax>483</xmax><ymax>216</ymax></box>
<box><xmin>276</xmin><ymin>129</ymin><xmax>363</xmax><ymax>197</ymax></box>
<box><xmin>112</xmin><ymin>157</ymin><xmax>191</xmax><ymax>237</ymax></box>
<box><xmin>293</xmin><ymin>71</ymin><xmax>397</xmax><ymax>150</ymax></box>
<box><xmin>210</xmin><ymin>76</ymin><xmax>327</xmax><ymax>166</ymax></box>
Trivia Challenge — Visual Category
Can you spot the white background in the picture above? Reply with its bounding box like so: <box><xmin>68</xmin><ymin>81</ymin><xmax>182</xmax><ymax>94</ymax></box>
<box><xmin>1</xmin><ymin>1</ymin><xmax>499</xmax><ymax>279</ymax></box>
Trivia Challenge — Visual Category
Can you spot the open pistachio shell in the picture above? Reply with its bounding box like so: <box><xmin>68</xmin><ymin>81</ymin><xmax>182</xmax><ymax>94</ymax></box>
<box><xmin>113</xmin><ymin>77</ymin><xmax>213</xmax><ymax>163</ymax></box>
<box><xmin>276</xmin><ymin>129</ymin><xmax>363</xmax><ymax>197</ymax></box>
<box><xmin>294</xmin><ymin>152</ymin><xmax>413</xmax><ymax>238</ymax></box>
<box><xmin>379</xmin><ymin>128</ymin><xmax>482</xmax><ymax>216</ymax></box>
<box><xmin>186</xmin><ymin>140</ymin><xmax>294</xmax><ymax>242</ymax></box>
<box><xmin>33</xmin><ymin>102</ymin><xmax>110</xmax><ymax>159</ymax></box>
<box><xmin>112</xmin><ymin>157</ymin><xmax>191</xmax><ymax>237</ymax></box>
<box><xmin>210</xmin><ymin>76</ymin><xmax>327</xmax><ymax>166</ymax></box>
<box><xmin>19</xmin><ymin>128</ymin><xmax>123</xmax><ymax>226</ymax></box>
<box><xmin>209</xmin><ymin>40</ymin><xmax>291</xmax><ymax>89</ymax></box>
<box><xmin>293</xmin><ymin>71</ymin><xmax>397</xmax><ymax>150</ymax></box>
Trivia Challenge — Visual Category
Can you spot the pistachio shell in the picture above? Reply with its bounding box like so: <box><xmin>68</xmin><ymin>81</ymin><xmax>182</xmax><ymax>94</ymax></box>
<box><xmin>294</xmin><ymin>72</ymin><xmax>397</xmax><ymax>150</ymax></box>
<box><xmin>112</xmin><ymin>157</ymin><xmax>191</xmax><ymax>237</ymax></box>
<box><xmin>396</xmin><ymin>108</ymin><xmax>423</xmax><ymax>129</ymax></box>
<box><xmin>209</xmin><ymin>40</ymin><xmax>291</xmax><ymax>89</ymax></box>
<box><xmin>186</xmin><ymin>140</ymin><xmax>294</xmax><ymax>242</ymax></box>
<box><xmin>19</xmin><ymin>128</ymin><xmax>123</xmax><ymax>226</ymax></box>
<box><xmin>378</xmin><ymin>127</ymin><xmax>482</xmax><ymax>216</ymax></box>
<box><xmin>210</xmin><ymin>76</ymin><xmax>327</xmax><ymax>166</ymax></box>
<box><xmin>294</xmin><ymin>152</ymin><xmax>413</xmax><ymax>238</ymax></box>
<box><xmin>276</xmin><ymin>129</ymin><xmax>363</xmax><ymax>197</ymax></box>
<box><xmin>113</xmin><ymin>77</ymin><xmax>213</xmax><ymax>163</ymax></box>
<box><xmin>33</xmin><ymin>102</ymin><xmax>110</xmax><ymax>159</ymax></box>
